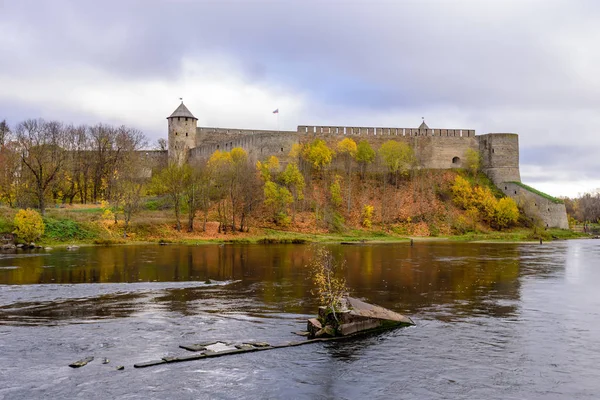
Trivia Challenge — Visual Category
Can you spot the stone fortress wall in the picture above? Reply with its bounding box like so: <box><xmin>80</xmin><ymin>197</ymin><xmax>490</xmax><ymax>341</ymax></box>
<box><xmin>165</xmin><ymin>103</ymin><xmax>568</xmax><ymax>229</ymax></box>
<box><xmin>501</xmin><ymin>182</ymin><xmax>569</xmax><ymax>229</ymax></box>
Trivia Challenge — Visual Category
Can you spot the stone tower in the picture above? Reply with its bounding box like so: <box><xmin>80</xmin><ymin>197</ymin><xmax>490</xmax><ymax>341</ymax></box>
<box><xmin>478</xmin><ymin>133</ymin><xmax>521</xmax><ymax>185</ymax></box>
<box><xmin>167</xmin><ymin>102</ymin><xmax>197</xmax><ymax>165</ymax></box>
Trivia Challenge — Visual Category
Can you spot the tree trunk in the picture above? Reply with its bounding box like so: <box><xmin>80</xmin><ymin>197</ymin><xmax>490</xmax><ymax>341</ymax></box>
<box><xmin>188</xmin><ymin>213</ymin><xmax>195</xmax><ymax>232</ymax></box>
<box><xmin>123</xmin><ymin>213</ymin><xmax>130</xmax><ymax>238</ymax></box>
<box><xmin>174</xmin><ymin>198</ymin><xmax>181</xmax><ymax>231</ymax></box>
<box><xmin>38</xmin><ymin>186</ymin><xmax>46</xmax><ymax>216</ymax></box>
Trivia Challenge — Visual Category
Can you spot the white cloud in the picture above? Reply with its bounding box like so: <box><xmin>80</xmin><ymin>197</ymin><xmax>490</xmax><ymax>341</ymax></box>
<box><xmin>0</xmin><ymin>56</ymin><xmax>305</xmax><ymax>141</ymax></box>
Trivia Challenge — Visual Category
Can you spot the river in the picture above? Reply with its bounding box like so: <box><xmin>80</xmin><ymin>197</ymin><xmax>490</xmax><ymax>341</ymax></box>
<box><xmin>0</xmin><ymin>240</ymin><xmax>599</xmax><ymax>399</ymax></box>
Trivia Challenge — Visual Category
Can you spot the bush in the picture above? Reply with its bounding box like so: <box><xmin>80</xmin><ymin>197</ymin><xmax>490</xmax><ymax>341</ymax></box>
<box><xmin>13</xmin><ymin>208</ymin><xmax>45</xmax><ymax>243</ymax></box>
<box><xmin>361</xmin><ymin>205</ymin><xmax>374</xmax><ymax>228</ymax></box>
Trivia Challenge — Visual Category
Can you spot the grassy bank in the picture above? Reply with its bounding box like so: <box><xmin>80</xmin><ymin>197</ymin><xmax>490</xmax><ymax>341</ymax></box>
<box><xmin>0</xmin><ymin>205</ymin><xmax>589</xmax><ymax>246</ymax></box>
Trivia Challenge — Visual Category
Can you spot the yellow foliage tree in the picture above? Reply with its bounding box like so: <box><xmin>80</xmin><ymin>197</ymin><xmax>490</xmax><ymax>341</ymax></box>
<box><xmin>451</xmin><ymin>176</ymin><xmax>474</xmax><ymax>209</ymax></box>
<box><xmin>465</xmin><ymin>148</ymin><xmax>482</xmax><ymax>176</ymax></box>
<box><xmin>355</xmin><ymin>140</ymin><xmax>376</xmax><ymax>179</ymax></box>
<box><xmin>472</xmin><ymin>186</ymin><xmax>497</xmax><ymax>223</ymax></box>
<box><xmin>361</xmin><ymin>204</ymin><xmax>374</xmax><ymax>228</ymax></box>
<box><xmin>378</xmin><ymin>140</ymin><xmax>415</xmax><ymax>182</ymax></box>
<box><xmin>451</xmin><ymin>175</ymin><xmax>520</xmax><ymax>230</ymax></box>
<box><xmin>264</xmin><ymin>181</ymin><xmax>294</xmax><ymax>226</ymax></box>
<box><xmin>280</xmin><ymin>162</ymin><xmax>305</xmax><ymax>221</ymax></box>
<box><xmin>493</xmin><ymin>197</ymin><xmax>519</xmax><ymax>229</ymax></box>
<box><xmin>329</xmin><ymin>175</ymin><xmax>343</xmax><ymax>208</ymax></box>
<box><xmin>256</xmin><ymin>155</ymin><xmax>280</xmax><ymax>181</ymax></box>
<box><xmin>309</xmin><ymin>247</ymin><xmax>349</xmax><ymax>315</ymax></box>
<box><xmin>302</xmin><ymin>139</ymin><xmax>333</xmax><ymax>172</ymax></box>
<box><xmin>13</xmin><ymin>208</ymin><xmax>45</xmax><ymax>243</ymax></box>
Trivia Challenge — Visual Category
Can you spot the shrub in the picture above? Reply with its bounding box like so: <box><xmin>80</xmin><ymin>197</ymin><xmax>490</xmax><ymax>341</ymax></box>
<box><xmin>309</xmin><ymin>247</ymin><xmax>349</xmax><ymax>314</ymax></box>
<box><xmin>361</xmin><ymin>204</ymin><xmax>374</xmax><ymax>228</ymax></box>
<box><xmin>492</xmin><ymin>197</ymin><xmax>519</xmax><ymax>229</ymax></box>
<box><xmin>329</xmin><ymin>176</ymin><xmax>343</xmax><ymax>208</ymax></box>
<box><xmin>13</xmin><ymin>208</ymin><xmax>45</xmax><ymax>243</ymax></box>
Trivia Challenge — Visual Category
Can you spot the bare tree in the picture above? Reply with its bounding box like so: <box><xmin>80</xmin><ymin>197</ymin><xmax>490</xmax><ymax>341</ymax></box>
<box><xmin>0</xmin><ymin>141</ymin><xmax>21</xmax><ymax>207</ymax></box>
<box><xmin>156</xmin><ymin>138</ymin><xmax>168</xmax><ymax>151</ymax></box>
<box><xmin>15</xmin><ymin>119</ymin><xmax>68</xmax><ymax>215</ymax></box>
<box><xmin>0</xmin><ymin>120</ymin><xmax>10</xmax><ymax>148</ymax></box>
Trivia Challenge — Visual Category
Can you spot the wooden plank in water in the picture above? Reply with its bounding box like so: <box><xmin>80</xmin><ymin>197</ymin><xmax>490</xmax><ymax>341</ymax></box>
<box><xmin>136</xmin><ymin>328</ymin><xmax>404</xmax><ymax>368</ymax></box>
<box><xmin>133</xmin><ymin>360</ymin><xmax>167</xmax><ymax>368</ymax></box>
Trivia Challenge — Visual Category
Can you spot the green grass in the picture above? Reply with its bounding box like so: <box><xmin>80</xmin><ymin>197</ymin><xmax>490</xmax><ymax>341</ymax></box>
<box><xmin>64</xmin><ymin>207</ymin><xmax>103</xmax><ymax>213</ymax></box>
<box><xmin>509</xmin><ymin>181</ymin><xmax>564</xmax><ymax>204</ymax></box>
<box><xmin>42</xmin><ymin>217</ymin><xmax>99</xmax><ymax>242</ymax></box>
<box><xmin>0</xmin><ymin>217</ymin><xmax>13</xmax><ymax>234</ymax></box>
<box><xmin>449</xmin><ymin>227</ymin><xmax>587</xmax><ymax>242</ymax></box>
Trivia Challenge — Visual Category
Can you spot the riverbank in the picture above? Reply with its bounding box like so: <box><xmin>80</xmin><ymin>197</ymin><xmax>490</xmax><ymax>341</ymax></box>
<box><xmin>0</xmin><ymin>205</ymin><xmax>589</xmax><ymax>247</ymax></box>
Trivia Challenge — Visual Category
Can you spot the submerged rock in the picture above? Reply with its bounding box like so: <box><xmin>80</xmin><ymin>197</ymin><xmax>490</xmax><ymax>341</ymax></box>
<box><xmin>69</xmin><ymin>356</ymin><xmax>94</xmax><ymax>368</ymax></box>
<box><xmin>307</xmin><ymin>318</ymin><xmax>322</xmax><ymax>337</ymax></box>
<box><xmin>315</xmin><ymin>325</ymin><xmax>336</xmax><ymax>338</ymax></box>
<box><xmin>116</xmin><ymin>365</ymin><xmax>125</xmax><ymax>370</ymax></box>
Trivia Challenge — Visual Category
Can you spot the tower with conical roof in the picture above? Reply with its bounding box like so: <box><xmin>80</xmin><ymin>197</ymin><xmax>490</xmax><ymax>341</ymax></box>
<box><xmin>418</xmin><ymin>120</ymin><xmax>429</xmax><ymax>136</ymax></box>
<box><xmin>167</xmin><ymin>101</ymin><xmax>198</xmax><ymax>165</ymax></box>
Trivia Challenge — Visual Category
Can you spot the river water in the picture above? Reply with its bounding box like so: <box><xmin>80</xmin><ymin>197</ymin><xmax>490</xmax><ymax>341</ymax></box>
<box><xmin>0</xmin><ymin>240</ymin><xmax>599</xmax><ymax>399</ymax></box>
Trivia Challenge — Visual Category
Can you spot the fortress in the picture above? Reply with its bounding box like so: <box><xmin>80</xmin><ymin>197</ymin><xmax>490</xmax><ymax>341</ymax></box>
<box><xmin>164</xmin><ymin>102</ymin><xmax>568</xmax><ymax>229</ymax></box>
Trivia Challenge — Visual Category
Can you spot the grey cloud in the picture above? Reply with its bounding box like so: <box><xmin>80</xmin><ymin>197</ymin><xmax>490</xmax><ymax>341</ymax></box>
<box><xmin>2</xmin><ymin>0</ymin><xmax>600</xmax><ymax>194</ymax></box>
<box><xmin>5</xmin><ymin>0</ymin><xmax>599</xmax><ymax>111</ymax></box>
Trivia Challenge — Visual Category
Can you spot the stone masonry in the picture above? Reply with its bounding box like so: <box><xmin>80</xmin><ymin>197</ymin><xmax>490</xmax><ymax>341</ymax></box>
<box><xmin>164</xmin><ymin>102</ymin><xmax>568</xmax><ymax>229</ymax></box>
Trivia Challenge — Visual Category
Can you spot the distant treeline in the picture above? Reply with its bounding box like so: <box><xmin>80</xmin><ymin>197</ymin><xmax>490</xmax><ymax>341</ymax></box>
<box><xmin>0</xmin><ymin>118</ymin><xmax>148</xmax><ymax>215</ymax></box>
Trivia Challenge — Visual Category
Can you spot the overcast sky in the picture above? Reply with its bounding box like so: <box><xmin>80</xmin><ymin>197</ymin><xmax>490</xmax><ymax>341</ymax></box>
<box><xmin>1</xmin><ymin>0</ymin><xmax>599</xmax><ymax>197</ymax></box>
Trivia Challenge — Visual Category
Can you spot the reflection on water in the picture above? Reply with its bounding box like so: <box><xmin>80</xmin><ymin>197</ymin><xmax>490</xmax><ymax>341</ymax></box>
<box><xmin>1</xmin><ymin>240</ymin><xmax>600</xmax><ymax>400</ymax></box>
<box><xmin>0</xmin><ymin>243</ymin><xmax>521</xmax><ymax>323</ymax></box>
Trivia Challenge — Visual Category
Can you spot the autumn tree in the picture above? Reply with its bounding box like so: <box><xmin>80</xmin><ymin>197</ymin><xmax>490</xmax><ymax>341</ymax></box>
<box><xmin>59</xmin><ymin>125</ymin><xmax>90</xmax><ymax>205</ymax></box>
<box><xmin>0</xmin><ymin>120</ymin><xmax>10</xmax><ymax>148</ymax></box>
<box><xmin>336</xmin><ymin>138</ymin><xmax>357</xmax><ymax>213</ymax></box>
<box><xmin>492</xmin><ymin>197</ymin><xmax>519</xmax><ymax>229</ymax></box>
<box><xmin>89</xmin><ymin>124</ymin><xmax>117</xmax><ymax>203</ymax></box>
<box><xmin>156</xmin><ymin>138</ymin><xmax>168</xmax><ymax>151</ymax></box>
<box><xmin>355</xmin><ymin>140</ymin><xmax>375</xmax><ymax>180</ymax></box>
<box><xmin>207</xmin><ymin>150</ymin><xmax>233</xmax><ymax>232</ymax></box>
<box><xmin>237</xmin><ymin>162</ymin><xmax>263</xmax><ymax>232</ymax></box>
<box><xmin>151</xmin><ymin>163</ymin><xmax>191</xmax><ymax>231</ymax></box>
<box><xmin>302</xmin><ymin>139</ymin><xmax>333</xmax><ymax>174</ymax></box>
<box><xmin>13</xmin><ymin>208</ymin><xmax>45</xmax><ymax>244</ymax></box>
<box><xmin>256</xmin><ymin>155</ymin><xmax>280</xmax><ymax>181</ymax></box>
<box><xmin>578</xmin><ymin>191</ymin><xmax>600</xmax><ymax>223</ymax></box>
<box><xmin>465</xmin><ymin>148</ymin><xmax>482</xmax><ymax>176</ymax></box>
<box><xmin>280</xmin><ymin>162</ymin><xmax>305</xmax><ymax>221</ymax></box>
<box><xmin>0</xmin><ymin>141</ymin><xmax>21</xmax><ymax>207</ymax></box>
<box><xmin>184</xmin><ymin>162</ymin><xmax>210</xmax><ymax>232</ymax></box>
<box><xmin>264</xmin><ymin>181</ymin><xmax>293</xmax><ymax>225</ymax></box>
<box><xmin>114</xmin><ymin>152</ymin><xmax>148</xmax><ymax>238</ymax></box>
<box><xmin>378</xmin><ymin>140</ymin><xmax>415</xmax><ymax>185</ymax></box>
<box><xmin>15</xmin><ymin>119</ymin><xmax>68</xmax><ymax>216</ymax></box>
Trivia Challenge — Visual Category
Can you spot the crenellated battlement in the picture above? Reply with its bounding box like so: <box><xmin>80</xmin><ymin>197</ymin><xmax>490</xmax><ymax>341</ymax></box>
<box><xmin>296</xmin><ymin>126</ymin><xmax>475</xmax><ymax>137</ymax></box>
<box><xmin>163</xmin><ymin>102</ymin><xmax>567</xmax><ymax>229</ymax></box>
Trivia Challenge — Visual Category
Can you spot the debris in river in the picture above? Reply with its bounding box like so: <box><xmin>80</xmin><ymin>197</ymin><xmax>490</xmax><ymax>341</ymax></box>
<box><xmin>66</xmin><ymin>245</ymin><xmax>80</xmax><ymax>251</ymax></box>
<box><xmin>69</xmin><ymin>356</ymin><xmax>94</xmax><ymax>368</ymax></box>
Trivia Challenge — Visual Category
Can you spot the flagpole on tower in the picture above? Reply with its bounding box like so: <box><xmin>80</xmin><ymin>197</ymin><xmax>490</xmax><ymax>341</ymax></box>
<box><xmin>273</xmin><ymin>108</ymin><xmax>280</xmax><ymax>132</ymax></box>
